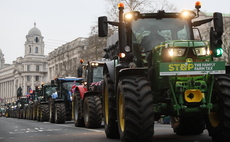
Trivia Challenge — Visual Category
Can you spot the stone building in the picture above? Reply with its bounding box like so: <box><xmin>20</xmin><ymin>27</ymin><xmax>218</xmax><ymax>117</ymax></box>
<box><xmin>0</xmin><ymin>23</ymin><xmax>48</xmax><ymax>103</ymax></box>
<box><xmin>47</xmin><ymin>37</ymin><xmax>88</xmax><ymax>81</ymax></box>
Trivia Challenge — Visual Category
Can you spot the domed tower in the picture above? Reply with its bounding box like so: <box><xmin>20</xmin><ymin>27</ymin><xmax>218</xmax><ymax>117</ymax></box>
<box><xmin>25</xmin><ymin>23</ymin><xmax>44</xmax><ymax>57</ymax></box>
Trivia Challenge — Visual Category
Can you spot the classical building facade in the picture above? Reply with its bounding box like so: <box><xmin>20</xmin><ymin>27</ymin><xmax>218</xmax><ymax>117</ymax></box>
<box><xmin>0</xmin><ymin>23</ymin><xmax>48</xmax><ymax>103</ymax></box>
<box><xmin>47</xmin><ymin>37</ymin><xmax>88</xmax><ymax>81</ymax></box>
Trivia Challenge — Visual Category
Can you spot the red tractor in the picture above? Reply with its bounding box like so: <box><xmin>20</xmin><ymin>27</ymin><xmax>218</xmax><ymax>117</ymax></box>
<box><xmin>73</xmin><ymin>60</ymin><xmax>106</xmax><ymax>128</ymax></box>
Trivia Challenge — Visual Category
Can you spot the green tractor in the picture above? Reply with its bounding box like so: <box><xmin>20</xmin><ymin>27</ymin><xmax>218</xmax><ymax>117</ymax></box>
<box><xmin>98</xmin><ymin>2</ymin><xmax>230</xmax><ymax>142</ymax></box>
<box><xmin>36</xmin><ymin>82</ymin><xmax>57</xmax><ymax>122</ymax></box>
<box><xmin>16</xmin><ymin>97</ymin><xmax>29</xmax><ymax>119</ymax></box>
<box><xmin>50</xmin><ymin>77</ymin><xmax>83</xmax><ymax>124</ymax></box>
<box><xmin>5</xmin><ymin>102</ymin><xmax>13</xmax><ymax>118</ymax></box>
<box><xmin>26</xmin><ymin>89</ymin><xmax>36</xmax><ymax>120</ymax></box>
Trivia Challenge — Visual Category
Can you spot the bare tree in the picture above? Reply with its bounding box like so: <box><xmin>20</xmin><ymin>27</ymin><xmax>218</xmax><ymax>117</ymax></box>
<box><xmin>106</xmin><ymin>0</ymin><xmax>177</xmax><ymax>21</ymax></box>
<box><xmin>198</xmin><ymin>16</ymin><xmax>230</xmax><ymax>63</ymax></box>
<box><xmin>221</xmin><ymin>18</ymin><xmax>230</xmax><ymax>64</ymax></box>
<box><xmin>87</xmin><ymin>24</ymin><xmax>108</xmax><ymax>61</ymax></box>
<box><xmin>87</xmin><ymin>0</ymin><xmax>177</xmax><ymax>62</ymax></box>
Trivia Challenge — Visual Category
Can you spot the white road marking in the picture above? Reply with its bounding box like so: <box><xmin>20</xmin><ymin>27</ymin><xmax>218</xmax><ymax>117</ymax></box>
<box><xmin>55</xmin><ymin>123</ymin><xmax>104</xmax><ymax>133</ymax></box>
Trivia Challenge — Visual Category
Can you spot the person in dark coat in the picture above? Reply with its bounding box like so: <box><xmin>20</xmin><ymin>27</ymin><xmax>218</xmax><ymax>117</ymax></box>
<box><xmin>140</xmin><ymin>27</ymin><xmax>165</xmax><ymax>52</ymax></box>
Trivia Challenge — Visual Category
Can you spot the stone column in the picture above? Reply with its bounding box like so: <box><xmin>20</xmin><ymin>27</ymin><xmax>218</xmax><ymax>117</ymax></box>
<box><xmin>23</xmin><ymin>76</ymin><xmax>26</xmax><ymax>96</ymax></box>
<box><xmin>31</xmin><ymin>75</ymin><xmax>34</xmax><ymax>90</ymax></box>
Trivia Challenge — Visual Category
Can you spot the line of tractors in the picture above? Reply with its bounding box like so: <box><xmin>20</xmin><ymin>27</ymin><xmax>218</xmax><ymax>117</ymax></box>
<box><xmin>3</xmin><ymin>1</ymin><xmax>230</xmax><ymax>142</ymax></box>
<box><xmin>4</xmin><ymin>60</ymin><xmax>106</xmax><ymax>129</ymax></box>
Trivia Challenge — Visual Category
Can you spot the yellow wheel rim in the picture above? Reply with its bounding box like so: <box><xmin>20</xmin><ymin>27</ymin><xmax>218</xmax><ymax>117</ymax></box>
<box><xmin>104</xmin><ymin>86</ymin><xmax>109</xmax><ymax>125</ymax></box>
<box><xmin>118</xmin><ymin>92</ymin><xmax>124</xmax><ymax>132</ymax></box>
<box><xmin>208</xmin><ymin>112</ymin><xmax>220</xmax><ymax>128</ymax></box>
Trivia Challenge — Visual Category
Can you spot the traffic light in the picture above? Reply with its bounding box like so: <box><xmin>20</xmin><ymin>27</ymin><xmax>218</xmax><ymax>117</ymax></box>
<box><xmin>209</xmin><ymin>12</ymin><xmax>223</xmax><ymax>57</ymax></box>
<box><xmin>210</xmin><ymin>27</ymin><xmax>223</xmax><ymax>57</ymax></box>
<box><xmin>215</xmin><ymin>47</ymin><xmax>223</xmax><ymax>57</ymax></box>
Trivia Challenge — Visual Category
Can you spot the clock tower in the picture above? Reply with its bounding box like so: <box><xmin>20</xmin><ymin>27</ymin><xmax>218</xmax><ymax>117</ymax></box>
<box><xmin>25</xmin><ymin>23</ymin><xmax>44</xmax><ymax>56</ymax></box>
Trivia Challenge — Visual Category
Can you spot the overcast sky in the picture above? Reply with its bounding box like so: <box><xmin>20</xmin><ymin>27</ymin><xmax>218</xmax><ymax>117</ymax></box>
<box><xmin>0</xmin><ymin>0</ymin><xmax>230</xmax><ymax>64</ymax></box>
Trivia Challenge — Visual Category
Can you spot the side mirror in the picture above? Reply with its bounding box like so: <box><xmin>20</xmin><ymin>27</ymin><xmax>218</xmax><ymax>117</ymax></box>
<box><xmin>213</xmin><ymin>12</ymin><xmax>223</xmax><ymax>36</ymax></box>
<box><xmin>98</xmin><ymin>16</ymin><xmax>108</xmax><ymax>37</ymax></box>
<box><xmin>78</xmin><ymin>67</ymin><xmax>83</xmax><ymax>77</ymax></box>
<box><xmin>51</xmin><ymin>80</ymin><xmax>54</xmax><ymax>85</ymax></box>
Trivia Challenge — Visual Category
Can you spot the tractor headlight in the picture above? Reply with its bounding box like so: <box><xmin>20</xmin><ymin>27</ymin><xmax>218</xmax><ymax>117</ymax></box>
<box><xmin>180</xmin><ymin>10</ymin><xmax>196</xmax><ymax>19</ymax></box>
<box><xmin>124</xmin><ymin>11</ymin><xmax>140</xmax><ymax>21</ymax></box>
<box><xmin>125</xmin><ymin>13</ymin><xmax>133</xmax><ymax>19</ymax></box>
<box><xmin>91</xmin><ymin>62</ymin><xmax>99</xmax><ymax>66</ymax></box>
<box><xmin>168</xmin><ymin>48</ymin><xmax>186</xmax><ymax>57</ymax></box>
<box><xmin>194</xmin><ymin>47</ymin><xmax>208</xmax><ymax>56</ymax></box>
<box><xmin>119</xmin><ymin>53</ymin><xmax>126</xmax><ymax>58</ymax></box>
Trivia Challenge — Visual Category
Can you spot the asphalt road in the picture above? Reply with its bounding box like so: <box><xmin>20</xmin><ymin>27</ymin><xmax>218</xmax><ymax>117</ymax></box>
<box><xmin>0</xmin><ymin>117</ymin><xmax>214</xmax><ymax>142</ymax></box>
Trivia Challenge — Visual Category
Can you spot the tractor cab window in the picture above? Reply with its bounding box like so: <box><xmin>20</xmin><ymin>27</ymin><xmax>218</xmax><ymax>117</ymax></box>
<box><xmin>131</xmin><ymin>18</ymin><xmax>191</xmax><ymax>52</ymax></box>
<box><xmin>20</xmin><ymin>98</ymin><xmax>28</xmax><ymax>104</ymax></box>
<box><xmin>92</xmin><ymin>66</ymin><xmax>103</xmax><ymax>82</ymax></box>
<box><xmin>63</xmin><ymin>81</ymin><xmax>81</xmax><ymax>91</ymax></box>
<box><xmin>46</xmin><ymin>87</ymin><xmax>57</xmax><ymax>97</ymax></box>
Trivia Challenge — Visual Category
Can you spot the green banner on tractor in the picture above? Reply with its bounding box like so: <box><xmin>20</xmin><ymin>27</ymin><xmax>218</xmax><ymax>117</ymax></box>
<box><xmin>160</xmin><ymin>61</ymin><xmax>226</xmax><ymax>76</ymax></box>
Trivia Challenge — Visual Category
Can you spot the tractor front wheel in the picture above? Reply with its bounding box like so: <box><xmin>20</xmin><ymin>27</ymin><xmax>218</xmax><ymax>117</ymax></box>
<box><xmin>40</xmin><ymin>104</ymin><xmax>49</xmax><ymax>122</ymax></box>
<box><xmin>83</xmin><ymin>95</ymin><xmax>102</xmax><ymax>128</ymax></box>
<box><xmin>117</xmin><ymin>76</ymin><xmax>154</xmax><ymax>142</ymax></box>
<box><xmin>206</xmin><ymin>74</ymin><xmax>230</xmax><ymax>141</ymax></box>
<box><xmin>49</xmin><ymin>101</ymin><xmax>55</xmax><ymax>123</ymax></box>
<box><xmin>103</xmin><ymin>73</ymin><xmax>119</xmax><ymax>138</ymax></box>
<box><xmin>33</xmin><ymin>105</ymin><xmax>37</xmax><ymax>120</ymax></box>
<box><xmin>54</xmin><ymin>102</ymin><xmax>66</xmax><ymax>124</ymax></box>
<box><xmin>74</xmin><ymin>91</ymin><xmax>85</xmax><ymax>127</ymax></box>
<box><xmin>37</xmin><ymin>105</ymin><xmax>41</xmax><ymax>121</ymax></box>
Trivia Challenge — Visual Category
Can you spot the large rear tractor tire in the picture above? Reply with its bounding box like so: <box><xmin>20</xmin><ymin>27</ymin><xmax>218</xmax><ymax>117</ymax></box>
<box><xmin>117</xmin><ymin>76</ymin><xmax>154</xmax><ymax>142</ymax></box>
<box><xmin>55</xmin><ymin>102</ymin><xmax>66</xmax><ymax>124</ymax></box>
<box><xmin>49</xmin><ymin>101</ymin><xmax>55</xmax><ymax>123</ymax></box>
<box><xmin>40</xmin><ymin>104</ymin><xmax>49</xmax><ymax>122</ymax></box>
<box><xmin>33</xmin><ymin>106</ymin><xmax>37</xmax><ymax>120</ymax></box>
<box><xmin>171</xmin><ymin>116</ymin><xmax>205</xmax><ymax>135</ymax></box>
<box><xmin>206</xmin><ymin>74</ymin><xmax>230</xmax><ymax>142</ymax></box>
<box><xmin>19</xmin><ymin>109</ymin><xmax>23</xmax><ymax>119</ymax></box>
<box><xmin>74</xmin><ymin>91</ymin><xmax>85</xmax><ymax>127</ymax></box>
<box><xmin>22</xmin><ymin>109</ymin><xmax>26</xmax><ymax>119</ymax></box>
<box><xmin>28</xmin><ymin>107</ymin><xmax>33</xmax><ymax>120</ymax></box>
<box><xmin>103</xmin><ymin>73</ymin><xmax>119</xmax><ymax>138</ymax></box>
<box><xmin>37</xmin><ymin>105</ymin><xmax>41</xmax><ymax>122</ymax></box>
<box><xmin>83</xmin><ymin>95</ymin><xmax>102</xmax><ymax>128</ymax></box>
<box><xmin>5</xmin><ymin>112</ymin><xmax>9</xmax><ymax>118</ymax></box>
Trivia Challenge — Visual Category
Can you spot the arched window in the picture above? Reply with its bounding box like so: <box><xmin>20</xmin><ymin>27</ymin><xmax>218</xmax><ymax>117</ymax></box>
<box><xmin>35</xmin><ymin>47</ymin><xmax>38</xmax><ymax>53</ymax></box>
<box><xmin>29</xmin><ymin>47</ymin><xmax>31</xmax><ymax>53</ymax></box>
<box><xmin>35</xmin><ymin>37</ymin><xmax>39</xmax><ymax>43</ymax></box>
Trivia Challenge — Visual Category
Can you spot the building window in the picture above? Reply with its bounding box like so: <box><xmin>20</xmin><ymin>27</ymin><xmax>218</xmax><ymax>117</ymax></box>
<box><xmin>35</xmin><ymin>47</ymin><xmax>38</xmax><ymax>53</ymax></box>
<box><xmin>29</xmin><ymin>47</ymin><xmax>31</xmax><ymax>53</ymax></box>
<box><xmin>35</xmin><ymin>37</ymin><xmax>39</xmax><ymax>43</ymax></box>
<box><xmin>36</xmin><ymin>65</ymin><xmax>39</xmax><ymax>71</ymax></box>
<box><xmin>27</xmin><ymin>76</ymin><xmax>31</xmax><ymax>81</ymax></box>
<box><xmin>35</xmin><ymin>76</ymin><xmax>39</xmax><ymax>81</ymax></box>
<box><xmin>27</xmin><ymin>86</ymin><xmax>31</xmax><ymax>94</ymax></box>
<box><xmin>27</xmin><ymin>65</ymin><xmax>30</xmax><ymax>71</ymax></box>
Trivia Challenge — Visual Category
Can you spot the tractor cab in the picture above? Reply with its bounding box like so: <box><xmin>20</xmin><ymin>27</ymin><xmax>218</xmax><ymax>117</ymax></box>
<box><xmin>85</xmin><ymin>61</ymin><xmax>105</xmax><ymax>92</ymax></box>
